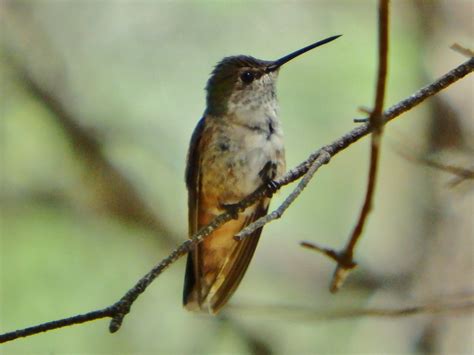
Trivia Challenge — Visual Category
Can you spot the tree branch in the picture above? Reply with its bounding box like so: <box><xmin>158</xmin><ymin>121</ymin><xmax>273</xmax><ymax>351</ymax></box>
<box><xmin>1</xmin><ymin>54</ymin><xmax>472</xmax><ymax>345</ymax></box>
<box><xmin>397</xmin><ymin>148</ymin><xmax>474</xmax><ymax>187</ymax></box>
<box><xmin>228</xmin><ymin>296</ymin><xmax>474</xmax><ymax>320</ymax></box>
<box><xmin>322</xmin><ymin>0</ymin><xmax>390</xmax><ymax>292</ymax></box>
<box><xmin>450</xmin><ymin>43</ymin><xmax>474</xmax><ymax>58</ymax></box>
<box><xmin>0</xmin><ymin>307</ymin><xmax>115</xmax><ymax>343</ymax></box>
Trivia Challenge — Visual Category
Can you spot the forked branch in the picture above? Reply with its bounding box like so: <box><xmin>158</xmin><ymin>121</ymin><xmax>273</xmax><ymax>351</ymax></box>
<box><xmin>301</xmin><ymin>0</ymin><xmax>390</xmax><ymax>292</ymax></box>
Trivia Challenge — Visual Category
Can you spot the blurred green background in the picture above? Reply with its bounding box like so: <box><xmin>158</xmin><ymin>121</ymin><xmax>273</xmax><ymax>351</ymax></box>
<box><xmin>1</xmin><ymin>0</ymin><xmax>473</xmax><ymax>354</ymax></box>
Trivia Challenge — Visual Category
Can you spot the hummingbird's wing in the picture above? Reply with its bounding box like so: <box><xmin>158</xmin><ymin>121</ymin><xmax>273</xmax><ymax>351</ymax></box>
<box><xmin>185</xmin><ymin>196</ymin><xmax>269</xmax><ymax>314</ymax></box>
<box><xmin>183</xmin><ymin>117</ymin><xmax>206</xmax><ymax>309</ymax></box>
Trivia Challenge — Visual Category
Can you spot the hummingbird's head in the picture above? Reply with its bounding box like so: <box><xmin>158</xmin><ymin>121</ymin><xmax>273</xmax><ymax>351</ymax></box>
<box><xmin>205</xmin><ymin>56</ymin><xmax>275</xmax><ymax>117</ymax></box>
<box><xmin>204</xmin><ymin>35</ymin><xmax>342</xmax><ymax>117</ymax></box>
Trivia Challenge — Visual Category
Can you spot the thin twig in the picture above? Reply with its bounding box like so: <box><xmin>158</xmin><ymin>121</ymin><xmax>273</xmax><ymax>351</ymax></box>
<box><xmin>227</xmin><ymin>298</ymin><xmax>474</xmax><ymax>320</ymax></box>
<box><xmin>1</xmin><ymin>56</ymin><xmax>473</xmax><ymax>345</ymax></box>
<box><xmin>0</xmin><ymin>307</ymin><xmax>116</xmax><ymax>344</ymax></box>
<box><xmin>397</xmin><ymin>149</ymin><xmax>474</xmax><ymax>187</ymax></box>
<box><xmin>328</xmin><ymin>0</ymin><xmax>390</xmax><ymax>293</ymax></box>
<box><xmin>450</xmin><ymin>43</ymin><xmax>474</xmax><ymax>58</ymax></box>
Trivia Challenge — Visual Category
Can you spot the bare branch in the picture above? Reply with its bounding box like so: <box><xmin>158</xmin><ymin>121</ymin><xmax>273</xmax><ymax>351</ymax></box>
<box><xmin>450</xmin><ymin>43</ymin><xmax>474</xmax><ymax>58</ymax></box>
<box><xmin>447</xmin><ymin>167</ymin><xmax>474</xmax><ymax>187</ymax></box>
<box><xmin>372</xmin><ymin>0</ymin><xmax>390</xmax><ymax>123</ymax></box>
<box><xmin>397</xmin><ymin>149</ymin><xmax>474</xmax><ymax>187</ymax></box>
<box><xmin>0</xmin><ymin>307</ymin><xmax>115</xmax><ymax>344</ymax></box>
<box><xmin>327</xmin><ymin>0</ymin><xmax>390</xmax><ymax>292</ymax></box>
<box><xmin>1</xmin><ymin>54</ymin><xmax>472</xmax><ymax>345</ymax></box>
<box><xmin>227</xmin><ymin>297</ymin><xmax>474</xmax><ymax>320</ymax></box>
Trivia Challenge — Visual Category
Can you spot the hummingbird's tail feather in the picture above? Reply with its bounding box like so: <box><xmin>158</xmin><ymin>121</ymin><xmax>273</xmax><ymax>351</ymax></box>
<box><xmin>182</xmin><ymin>252</ymin><xmax>201</xmax><ymax>311</ymax></box>
<box><xmin>207</xmin><ymin>220</ymin><xmax>264</xmax><ymax>313</ymax></box>
<box><xmin>183</xmin><ymin>203</ymin><xmax>268</xmax><ymax>314</ymax></box>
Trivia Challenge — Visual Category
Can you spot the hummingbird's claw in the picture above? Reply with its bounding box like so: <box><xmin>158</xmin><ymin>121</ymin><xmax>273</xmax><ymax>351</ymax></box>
<box><xmin>265</xmin><ymin>180</ymin><xmax>279</xmax><ymax>198</ymax></box>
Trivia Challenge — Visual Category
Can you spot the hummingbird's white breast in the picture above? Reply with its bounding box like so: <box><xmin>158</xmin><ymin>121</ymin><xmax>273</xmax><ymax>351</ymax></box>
<box><xmin>200</xmin><ymin>76</ymin><xmax>285</xmax><ymax>214</ymax></box>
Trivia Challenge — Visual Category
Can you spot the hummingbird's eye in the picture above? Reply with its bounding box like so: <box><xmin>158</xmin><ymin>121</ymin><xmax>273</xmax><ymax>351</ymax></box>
<box><xmin>240</xmin><ymin>71</ymin><xmax>255</xmax><ymax>84</ymax></box>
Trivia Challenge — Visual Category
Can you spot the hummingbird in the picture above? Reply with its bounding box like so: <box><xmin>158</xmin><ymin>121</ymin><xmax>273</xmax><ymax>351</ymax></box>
<box><xmin>183</xmin><ymin>35</ymin><xmax>341</xmax><ymax>314</ymax></box>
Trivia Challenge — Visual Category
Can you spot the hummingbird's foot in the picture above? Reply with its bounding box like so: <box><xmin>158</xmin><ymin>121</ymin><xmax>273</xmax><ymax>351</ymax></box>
<box><xmin>259</xmin><ymin>161</ymin><xmax>278</xmax><ymax>182</ymax></box>
<box><xmin>259</xmin><ymin>161</ymin><xmax>279</xmax><ymax>196</ymax></box>
<box><xmin>265</xmin><ymin>179</ymin><xmax>279</xmax><ymax>197</ymax></box>
<box><xmin>221</xmin><ymin>203</ymin><xmax>240</xmax><ymax>219</ymax></box>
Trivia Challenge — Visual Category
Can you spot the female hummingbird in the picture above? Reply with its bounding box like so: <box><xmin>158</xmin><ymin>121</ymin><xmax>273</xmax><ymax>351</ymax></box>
<box><xmin>183</xmin><ymin>35</ymin><xmax>341</xmax><ymax>313</ymax></box>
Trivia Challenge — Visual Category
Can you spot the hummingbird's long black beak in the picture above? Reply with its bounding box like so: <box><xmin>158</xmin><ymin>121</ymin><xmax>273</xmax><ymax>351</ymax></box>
<box><xmin>266</xmin><ymin>34</ymin><xmax>342</xmax><ymax>72</ymax></box>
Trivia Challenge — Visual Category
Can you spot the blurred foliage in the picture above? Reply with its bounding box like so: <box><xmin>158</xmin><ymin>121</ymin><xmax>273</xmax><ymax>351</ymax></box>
<box><xmin>1</xmin><ymin>0</ymin><xmax>472</xmax><ymax>354</ymax></box>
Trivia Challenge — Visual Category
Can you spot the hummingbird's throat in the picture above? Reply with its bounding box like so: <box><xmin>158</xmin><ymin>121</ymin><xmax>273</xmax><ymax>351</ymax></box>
<box><xmin>228</xmin><ymin>72</ymin><xmax>278</xmax><ymax>117</ymax></box>
<box><xmin>227</xmin><ymin>83</ymin><xmax>279</xmax><ymax>132</ymax></box>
